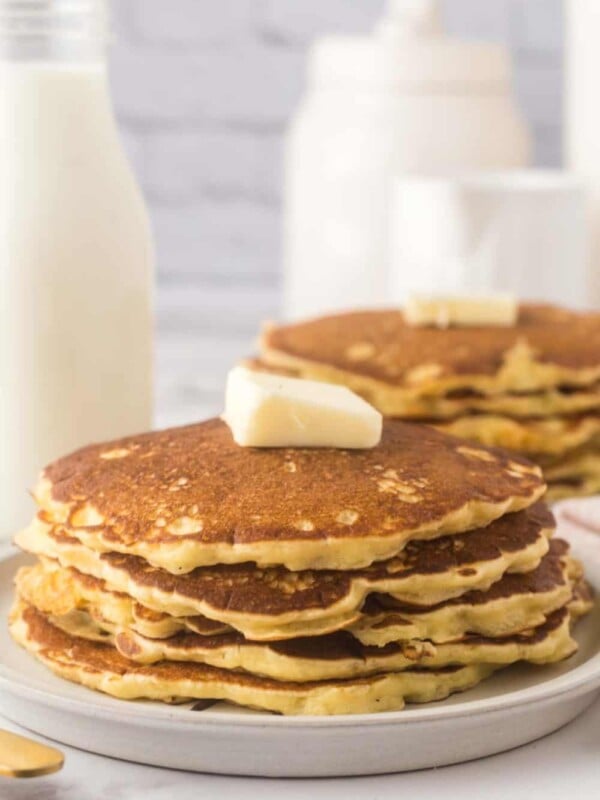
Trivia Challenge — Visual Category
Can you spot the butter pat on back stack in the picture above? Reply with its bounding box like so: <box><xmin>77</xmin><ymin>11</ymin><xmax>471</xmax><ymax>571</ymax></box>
<box><xmin>405</xmin><ymin>293</ymin><xmax>518</xmax><ymax>328</ymax></box>
<box><xmin>223</xmin><ymin>366</ymin><xmax>382</xmax><ymax>448</ymax></box>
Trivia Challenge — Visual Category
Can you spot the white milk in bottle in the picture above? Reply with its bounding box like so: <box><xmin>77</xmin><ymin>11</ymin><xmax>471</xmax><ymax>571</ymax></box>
<box><xmin>0</xmin><ymin>1</ymin><xmax>153</xmax><ymax>538</ymax></box>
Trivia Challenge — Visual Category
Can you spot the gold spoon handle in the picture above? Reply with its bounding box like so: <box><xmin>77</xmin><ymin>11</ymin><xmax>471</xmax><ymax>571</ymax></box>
<box><xmin>0</xmin><ymin>729</ymin><xmax>64</xmax><ymax>778</ymax></box>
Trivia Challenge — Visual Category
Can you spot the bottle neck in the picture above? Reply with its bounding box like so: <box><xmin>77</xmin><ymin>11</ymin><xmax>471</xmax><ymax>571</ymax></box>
<box><xmin>0</xmin><ymin>0</ymin><xmax>109</xmax><ymax>63</ymax></box>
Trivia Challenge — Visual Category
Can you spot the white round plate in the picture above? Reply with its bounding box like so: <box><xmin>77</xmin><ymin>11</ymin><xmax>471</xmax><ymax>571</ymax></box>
<box><xmin>1</xmin><ymin>514</ymin><xmax>600</xmax><ymax>777</ymax></box>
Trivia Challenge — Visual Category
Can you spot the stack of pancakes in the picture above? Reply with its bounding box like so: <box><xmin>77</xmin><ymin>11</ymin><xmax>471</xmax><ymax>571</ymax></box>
<box><xmin>11</xmin><ymin>419</ymin><xmax>592</xmax><ymax>715</ymax></box>
<box><xmin>256</xmin><ymin>304</ymin><xmax>600</xmax><ymax>501</ymax></box>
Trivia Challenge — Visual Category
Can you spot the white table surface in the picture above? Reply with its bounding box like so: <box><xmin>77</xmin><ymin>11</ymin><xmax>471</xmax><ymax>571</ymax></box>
<box><xmin>1</xmin><ymin>698</ymin><xmax>600</xmax><ymax>800</ymax></box>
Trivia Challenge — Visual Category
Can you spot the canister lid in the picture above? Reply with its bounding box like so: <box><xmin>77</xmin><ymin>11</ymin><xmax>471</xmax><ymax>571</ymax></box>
<box><xmin>309</xmin><ymin>0</ymin><xmax>511</xmax><ymax>89</ymax></box>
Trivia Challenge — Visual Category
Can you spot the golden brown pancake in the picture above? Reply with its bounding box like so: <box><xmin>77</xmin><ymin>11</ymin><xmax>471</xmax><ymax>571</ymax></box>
<box><xmin>16</xmin><ymin>536</ymin><xmax>572</xmax><ymax>648</ymax></box>
<box><xmin>10</xmin><ymin>601</ymin><xmax>497</xmax><ymax>715</ymax></box>
<box><xmin>28</xmin><ymin>418</ymin><xmax>545</xmax><ymax>572</ymax></box>
<box><xmin>569</xmin><ymin>577</ymin><xmax>595</xmax><ymax>619</ymax></box>
<box><xmin>546</xmin><ymin>477</ymin><xmax>600</xmax><ymax>502</ymax></box>
<box><xmin>432</xmin><ymin>415</ymin><xmax>600</xmax><ymax>456</ymax></box>
<box><xmin>544</xmin><ymin>450</ymin><xmax>600</xmax><ymax>482</ymax></box>
<box><xmin>42</xmin><ymin>603</ymin><xmax>574</xmax><ymax>684</ymax></box>
<box><xmin>15</xmin><ymin>560</ymin><xmax>230</xmax><ymax>641</ymax></box>
<box><xmin>537</xmin><ymin>446</ymin><xmax>600</xmax><ymax>501</ymax></box>
<box><xmin>260</xmin><ymin>305</ymin><xmax>600</xmax><ymax>406</ymax></box>
<box><xmin>247</xmin><ymin>359</ymin><xmax>600</xmax><ymax>421</ymax></box>
<box><xmin>351</xmin><ymin>538</ymin><xmax>573</xmax><ymax>646</ymax></box>
<box><xmin>16</xmin><ymin>503</ymin><xmax>553</xmax><ymax>641</ymax></box>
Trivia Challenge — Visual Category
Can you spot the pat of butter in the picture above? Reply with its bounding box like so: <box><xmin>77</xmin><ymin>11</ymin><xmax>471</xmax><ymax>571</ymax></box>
<box><xmin>405</xmin><ymin>294</ymin><xmax>518</xmax><ymax>328</ymax></box>
<box><xmin>222</xmin><ymin>367</ymin><xmax>382</xmax><ymax>449</ymax></box>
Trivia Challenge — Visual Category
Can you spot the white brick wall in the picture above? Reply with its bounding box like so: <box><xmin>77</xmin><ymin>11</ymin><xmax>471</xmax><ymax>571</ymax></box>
<box><xmin>125</xmin><ymin>0</ymin><xmax>258</xmax><ymax>45</ymax></box>
<box><xmin>144</xmin><ymin>130</ymin><xmax>282</xmax><ymax>205</ymax></box>
<box><xmin>106</xmin><ymin>0</ymin><xmax>565</xmax><ymax>426</ymax></box>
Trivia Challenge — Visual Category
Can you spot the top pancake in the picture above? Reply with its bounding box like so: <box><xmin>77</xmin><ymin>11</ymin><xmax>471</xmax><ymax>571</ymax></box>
<box><xmin>260</xmin><ymin>305</ymin><xmax>600</xmax><ymax>409</ymax></box>
<box><xmin>31</xmin><ymin>418</ymin><xmax>544</xmax><ymax>572</ymax></box>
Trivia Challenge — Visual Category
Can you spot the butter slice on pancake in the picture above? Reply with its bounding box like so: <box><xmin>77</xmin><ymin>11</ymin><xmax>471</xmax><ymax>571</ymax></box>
<box><xmin>27</xmin><ymin>418</ymin><xmax>544</xmax><ymax>573</ymax></box>
<box><xmin>16</xmin><ymin>503</ymin><xmax>552</xmax><ymax>641</ymax></box>
<box><xmin>10</xmin><ymin>602</ymin><xmax>496</xmax><ymax>716</ymax></box>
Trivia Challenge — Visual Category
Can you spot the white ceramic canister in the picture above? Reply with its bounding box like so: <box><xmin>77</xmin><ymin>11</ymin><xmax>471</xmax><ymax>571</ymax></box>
<box><xmin>0</xmin><ymin>1</ymin><xmax>154</xmax><ymax>538</ymax></box>
<box><xmin>387</xmin><ymin>171</ymin><xmax>589</xmax><ymax>308</ymax></box>
<box><xmin>283</xmin><ymin>0</ymin><xmax>531</xmax><ymax>321</ymax></box>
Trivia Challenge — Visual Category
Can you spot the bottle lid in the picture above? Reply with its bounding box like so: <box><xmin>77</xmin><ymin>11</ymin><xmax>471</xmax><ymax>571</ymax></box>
<box><xmin>309</xmin><ymin>0</ymin><xmax>511</xmax><ymax>89</ymax></box>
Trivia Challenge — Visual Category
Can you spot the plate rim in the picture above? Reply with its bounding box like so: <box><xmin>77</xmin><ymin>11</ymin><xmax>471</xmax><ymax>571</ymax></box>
<box><xmin>2</xmin><ymin>527</ymin><xmax>600</xmax><ymax>731</ymax></box>
<box><xmin>1</xmin><ymin>657</ymin><xmax>600</xmax><ymax>733</ymax></box>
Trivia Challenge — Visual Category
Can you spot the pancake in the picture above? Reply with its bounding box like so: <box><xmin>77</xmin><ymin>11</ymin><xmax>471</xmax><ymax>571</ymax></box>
<box><xmin>246</xmin><ymin>359</ymin><xmax>600</xmax><ymax>421</ymax></box>
<box><xmin>260</xmin><ymin>305</ymin><xmax>600</xmax><ymax>409</ymax></box>
<box><xmin>14</xmin><ymin>560</ymin><xmax>231</xmax><ymax>640</ymax></box>
<box><xmin>28</xmin><ymin>418</ymin><xmax>545</xmax><ymax>573</ymax></box>
<box><xmin>16</xmin><ymin>537</ymin><xmax>572</xmax><ymax>649</ymax></box>
<box><xmin>432</xmin><ymin>415</ymin><xmax>600</xmax><ymax>456</ymax></box>
<box><xmin>545</xmin><ymin>448</ymin><xmax>600</xmax><ymax>501</ymax></box>
<box><xmin>39</xmin><ymin>603</ymin><xmax>575</xmax><ymax>684</ymax></box>
<box><xmin>350</xmin><ymin>539</ymin><xmax>573</xmax><ymax>646</ymax></box>
<box><xmin>569</xmin><ymin>576</ymin><xmax>595</xmax><ymax>620</ymax></box>
<box><xmin>544</xmin><ymin>451</ymin><xmax>600</xmax><ymax>483</ymax></box>
<box><xmin>16</xmin><ymin>504</ymin><xmax>553</xmax><ymax>641</ymax></box>
<box><xmin>547</xmin><ymin>477</ymin><xmax>600</xmax><ymax>502</ymax></box>
<box><xmin>10</xmin><ymin>601</ymin><xmax>497</xmax><ymax>715</ymax></box>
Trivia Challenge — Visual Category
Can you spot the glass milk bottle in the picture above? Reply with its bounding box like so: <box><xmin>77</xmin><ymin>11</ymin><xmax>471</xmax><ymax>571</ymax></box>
<box><xmin>0</xmin><ymin>1</ymin><xmax>153</xmax><ymax>538</ymax></box>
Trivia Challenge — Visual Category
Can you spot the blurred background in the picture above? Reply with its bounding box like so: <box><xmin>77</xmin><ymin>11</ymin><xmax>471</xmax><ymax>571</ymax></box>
<box><xmin>106</xmin><ymin>0</ymin><xmax>564</xmax><ymax>428</ymax></box>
